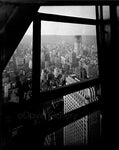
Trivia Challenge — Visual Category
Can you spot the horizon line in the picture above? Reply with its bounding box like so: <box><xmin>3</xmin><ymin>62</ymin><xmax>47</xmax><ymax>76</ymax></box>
<box><xmin>25</xmin><ymin>34</ymin><xmax>96</xmax><ymax>36</ymax></box>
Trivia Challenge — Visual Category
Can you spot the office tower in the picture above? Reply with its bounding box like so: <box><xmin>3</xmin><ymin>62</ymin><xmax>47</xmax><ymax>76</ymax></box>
<box><xmin>74</xmin><ymin>36</ymin><xmax>82</xmax><ymax>56</ymax></box>
<box><xmin>88</xmin><ymin>110</ymin><xmax>101</xmax><ymax>145</ymax></box>
<box><xmin>63</xmin><ymin>74</ymin><xmax>88</xmax><ymax>145</ymax></box>
<box><xmin>63</xmin><ymin>117</ymin><xmax>88</xmax><ymax>146</ymax></box>
<box><xmin>71</xmin><ymin>52</ymin><xmax>78</xmax><ymax>71</ymax></box>
<box><xmin>29</xmin><ymin>60</ymin><xmax>32</xmax><ymax>69</ymax></box>
<box><xmin>63</xmin><ymin>74</ymin><xmax>99</xmax><ymax>145</ymax></box>
<box><xmin>41</xmin><ymin>52</ymin><xmax>45</xmax><ymax>63</ymax></box>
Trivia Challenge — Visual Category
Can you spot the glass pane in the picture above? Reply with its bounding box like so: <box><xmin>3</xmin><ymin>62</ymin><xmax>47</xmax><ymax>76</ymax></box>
<box><xmin>44</xmin><ymin>110</ymin><xmax>102</xmax><ymax>146</ymax></box>
<box><xmin>103</xmin><ymin>6</ymin><xmax>110</xmax><ymax>20</ymax></box>
<box><xmin>40</xmin><ymin>21</ymin><xmax>99</xmax><ymax>92</ymax></box>
<box><xmin>2</xmin><ymin>22</ymin><xmax>33</xmax><ymax>104</ymax></box>
<box><xmin>116</xmin><ymin>6</ymin><xmax>119</xmax><ymax>21</ymax></box>
<box><xmin>39</xmin><ymin>6</ymin><xmax>96</xmax><ymax>19</ymax></box>
<box><xmin>104</xmin><ymin>24</ymin><xmax>111</xmax><ymax>46</ymax></box>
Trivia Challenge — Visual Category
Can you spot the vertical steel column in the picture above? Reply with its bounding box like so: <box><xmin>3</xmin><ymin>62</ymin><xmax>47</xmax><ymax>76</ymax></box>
<box><xmin>95</xmin><ymin>5</ymin><xmax>104</xmax><ymax>101</ymax></box>
<box><xmin>32</xmin><ymin>12</ymin><xmax>41</xmax><ymax>105</ymax></box>
<box><xmin>0</xmin><ymin>35</ymin><xmax>4</xmax><ymax>148</ymax></box>
<box><xmin>110</xmin><ymin>5</ymin><xmax>118</xmax><ymax>47</ymax></box>
<box><xmin>0</xmin><ymin>50</ymin><xmax>2</xmax><ymax>148</ymax></box>
<box><xmin>95</xmin><ymin>5</ymin><xmax>104</xmax><ymax>146</ymax></box>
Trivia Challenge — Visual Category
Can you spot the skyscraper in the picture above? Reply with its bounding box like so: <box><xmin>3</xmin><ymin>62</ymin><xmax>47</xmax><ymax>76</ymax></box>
<box><xmin>63</xmin><ymin>74</ymin><xmax>100</xmax><ymax>145</ymax></box>
<box><xmin>63</xmin><ymin>74</ymin><xmax>88</xmax><ymax>145</ymax></box>
<box><xmin>74</xmin><ymin>35</ymin><xmax>82</xmax><ymax>56</ymax></box>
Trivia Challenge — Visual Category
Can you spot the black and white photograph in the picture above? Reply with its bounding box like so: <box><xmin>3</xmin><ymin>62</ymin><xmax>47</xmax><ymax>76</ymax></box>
<box><xmin>1</xmin><ymin>0</ymin><xmax>118</xmax><ymax>149</ymax></box>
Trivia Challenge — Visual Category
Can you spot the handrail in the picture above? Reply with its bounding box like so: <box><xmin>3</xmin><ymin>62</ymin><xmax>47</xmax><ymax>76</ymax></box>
<box><xmin>32</xmin><ymin>100</ymin><xmax>103</xmax><ymax>136</ymax></box>
<box><xmin>39</xmin><ymin>77</ymin><xmax>100</xmax><ymax>105</ymax></box>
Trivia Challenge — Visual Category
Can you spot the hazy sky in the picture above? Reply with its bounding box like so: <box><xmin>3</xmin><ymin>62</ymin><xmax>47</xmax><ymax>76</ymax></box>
<box><xmin>39</xmin><ymin>6</ymin><xmax>96</xmax><ymax>19</ymax></box>
<box><xmin>41</xmin><ymin>21</ymin><xmax>96</xmax><ymax>35</ymax></box>
<box><xmin>26</xmin><ymin>6</ymin><xmax>96</xmax><ymax>36</ymax></box>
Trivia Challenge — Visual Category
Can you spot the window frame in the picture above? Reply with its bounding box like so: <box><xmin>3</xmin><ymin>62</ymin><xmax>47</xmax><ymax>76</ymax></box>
<box><xmin>31</xmin><ymin>5</ymin><xmax>104</xmax><ymax>135</ymax></box>
<box><xmin>0</xmin><ymin>3</ymin><xmax>106</xmax><ymax>146</ymax></box>
<box><xmin>32</xmin><ymin>6</ymin><xmax>102</xmax><ymax>105</ymax></box>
